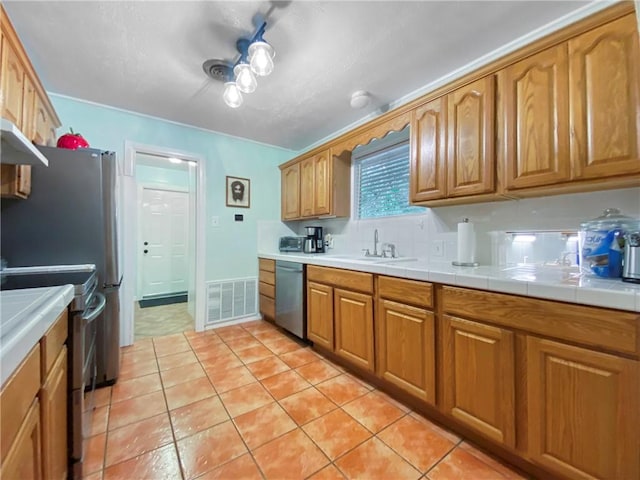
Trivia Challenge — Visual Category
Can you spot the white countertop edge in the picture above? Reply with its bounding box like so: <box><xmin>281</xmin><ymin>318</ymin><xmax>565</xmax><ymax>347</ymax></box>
<box><xmin>1</xmin><ymin>285</ymin><xmax>74</xmax><ymax>387</ymax></box>
<box><xmin>259</xmin><ymin>252</ymin><xmax>640</xmax><ymax>312</ymax></box>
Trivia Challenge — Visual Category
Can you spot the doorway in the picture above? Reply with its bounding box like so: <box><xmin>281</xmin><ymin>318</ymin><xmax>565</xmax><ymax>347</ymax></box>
<box><xmin>121</xmin><ymin>142</ymin><xmax>206</xmax><ymax>346</ymax></box>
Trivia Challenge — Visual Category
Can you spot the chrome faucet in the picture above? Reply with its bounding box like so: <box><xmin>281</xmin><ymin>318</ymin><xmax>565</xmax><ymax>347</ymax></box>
<box><xmin>373</xmin><ymin>229</ymin><xmax>379</xmax><ymax>257</ymax></box>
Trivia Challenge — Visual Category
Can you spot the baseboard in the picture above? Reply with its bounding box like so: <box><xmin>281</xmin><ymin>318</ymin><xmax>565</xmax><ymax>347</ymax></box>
<box><xmin>139</xmin><ymin>292</ymin><xmax>188</xmax><ymax>308</ymax></box>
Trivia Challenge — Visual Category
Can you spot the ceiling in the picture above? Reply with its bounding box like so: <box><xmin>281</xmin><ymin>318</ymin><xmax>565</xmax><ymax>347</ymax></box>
<box><xmin>4</xmin><ymin>1</ymin><xmax>596</xmax><ymax>152</ymax></box>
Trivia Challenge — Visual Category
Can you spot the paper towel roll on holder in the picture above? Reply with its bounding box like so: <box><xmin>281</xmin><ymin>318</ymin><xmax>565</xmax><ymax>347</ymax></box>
<box><xmin>452</xmin><ymin>218</ymin><xmax>479</xmax><ymax>267</ymax></box>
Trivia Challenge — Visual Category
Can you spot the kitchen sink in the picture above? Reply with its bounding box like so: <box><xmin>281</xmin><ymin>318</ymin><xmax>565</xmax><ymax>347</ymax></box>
<box><xmin>323</xmin><ymin>254</ymin><xmax>417</xmax><ymax>264</ymax></box>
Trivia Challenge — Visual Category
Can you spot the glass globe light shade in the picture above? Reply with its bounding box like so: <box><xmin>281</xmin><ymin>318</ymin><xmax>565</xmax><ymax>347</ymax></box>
<box><xmin>233</xmin><ymin>63</ymin><xmax>257</xmax><ymax>93</ymax></box>
<box><xmin>248</xmin><ymin>41</ymin><xmax>275</xmax><ymax>77</ymax></box>
<box><xmin>223</xmin><ymin>81</ymin><xmax>243</xmax><ymax>108</ymax></box>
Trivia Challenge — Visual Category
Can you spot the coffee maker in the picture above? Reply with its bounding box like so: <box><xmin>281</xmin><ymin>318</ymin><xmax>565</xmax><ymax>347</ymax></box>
<box><xmin>304</xmin><ymin>226</ymin><xmax>324</xmax><ymax>254</ymax></box>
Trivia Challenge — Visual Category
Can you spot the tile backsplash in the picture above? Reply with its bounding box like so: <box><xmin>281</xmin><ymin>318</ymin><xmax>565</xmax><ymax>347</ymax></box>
<box><xmin>258</xmin><ymin>187</ymin><xmax>640</xmax><ymax>267</ymax></box>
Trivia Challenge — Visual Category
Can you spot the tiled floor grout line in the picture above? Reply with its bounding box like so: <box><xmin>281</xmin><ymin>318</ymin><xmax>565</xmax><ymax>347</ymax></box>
<box><xmin>92</xmin><ymin>323</ymin><xmax>526</xmax><ymax>480</ymax></box>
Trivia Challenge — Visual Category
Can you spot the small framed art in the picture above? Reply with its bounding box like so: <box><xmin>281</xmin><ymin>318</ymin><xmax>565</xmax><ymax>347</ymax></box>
<box><xmin>226</xmin><ymin>176</ymin><xmax>250</xmax><ymax>208</ymax></box>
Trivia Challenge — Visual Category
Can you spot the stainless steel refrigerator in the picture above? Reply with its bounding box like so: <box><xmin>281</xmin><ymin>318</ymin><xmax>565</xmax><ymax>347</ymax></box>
<box><xmin>1</xmin><ymin>145</ymin><xmax>122</xmax><ymax>386</ymax></box>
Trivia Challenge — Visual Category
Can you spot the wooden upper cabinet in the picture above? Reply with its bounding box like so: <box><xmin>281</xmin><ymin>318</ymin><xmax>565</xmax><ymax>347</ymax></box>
<box><xmin>410</xmin><ymin>97</ymin><xmax>447</xmax><ymax>202</ymax></box>
<box><xmin>1</xmin><ymin>35</ymin><xmax>26</xmax><ymax>130</ymax></box>
<box><xmin>300</xmin><ymin>151</ymin><xmax>331</xmax><ymax>218</ymax></box>
<box><xmin>312</xmin><ymin>151</ymin><xmax>331</xmax><ymax>216</ymax></box>
<box><xmin>33</xmin><ymin>94</ymin><xmax>57</xmax><ymax>146</ymax></box>
<box><xmin>334</xmin><ymin>288</ymin><xmax>374</xmax><ymax>372</ymax></box>
<box><xmin>447</xmin><ymin>76</ymin><xmax>496</xmax><ymax>197</ymax></box>
<box><xmin>281</xmin><ymin>163</ymin><xmax>300</xmax><ymax>220</ymax></box>
<box><xmin>527</xmin><ymin>337</ymin><xmax>639</xmax><ymax>480</ymax></box>
<box><xmin>569</xmin><ymin>13</ymin><xmax>640</xmax><ymax>180</ymax></box>
<box><xmin>442</xmin><ymin>315</ymin><xmax>516</xmax><ymax>448</ymax></box>
<box><xmin>299</xmin><ymin>157</ymin><xmax>314</xmax><ymax>217</ymax></box>
<box><xmin>502</xmin><ymin>45</ymin><xmax>571</xmax><ymax>189</ymax></box>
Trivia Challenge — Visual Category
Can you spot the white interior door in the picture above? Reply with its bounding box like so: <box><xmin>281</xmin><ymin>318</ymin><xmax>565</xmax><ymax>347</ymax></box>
<box><xmin>140</xmin><ymin>188</ymin><xmax>189</xmax><ymax>297</ymax></box>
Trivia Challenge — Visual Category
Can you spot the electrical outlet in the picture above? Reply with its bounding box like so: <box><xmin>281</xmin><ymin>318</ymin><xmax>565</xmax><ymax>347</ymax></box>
<box><xmin>431</xmin><ymin>239</ymin><xmax>444</xmax><ymax>257</ymax></box>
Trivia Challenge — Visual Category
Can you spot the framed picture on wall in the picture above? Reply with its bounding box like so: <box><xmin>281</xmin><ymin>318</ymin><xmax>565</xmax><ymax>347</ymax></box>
<box><xmin>226</xmin><ymin>176</ymin><xmax>250</xmax><ymax>208</ymax></box>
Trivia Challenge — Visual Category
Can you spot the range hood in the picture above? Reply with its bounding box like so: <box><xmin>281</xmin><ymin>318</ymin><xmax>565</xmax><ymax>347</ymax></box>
<box><xmin>1</xmin><ymin>118</ymin><xmax>49</xmax><ymax>166</ymax></box>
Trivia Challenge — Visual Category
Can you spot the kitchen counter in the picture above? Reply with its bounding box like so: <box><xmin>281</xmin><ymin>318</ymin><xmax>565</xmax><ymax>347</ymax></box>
<box><xmin>259</xmin><ymin>252</ymin><xmax>640</xmax><ymax>312</ymax></box>
<box><xmin>1</xmin><ymin>285</ymin><xmax>74</xmax><ymax>386</ymax></box>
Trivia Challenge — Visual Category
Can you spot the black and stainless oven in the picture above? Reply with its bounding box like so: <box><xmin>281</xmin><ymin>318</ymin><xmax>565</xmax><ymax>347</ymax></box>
<box><xmin>0</xmin><ymin>264</ymin><xmax>105</xmax><ymax>479</ymax></box>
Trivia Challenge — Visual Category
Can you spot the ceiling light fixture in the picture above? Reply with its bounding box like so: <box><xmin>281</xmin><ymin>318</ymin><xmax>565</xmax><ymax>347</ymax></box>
<box><xmin>350</xmin><ymin>91</ymin><xmax>371</xmax><ymax>109</ymax></box>
<box><xmin>202</xmin><ymin>21</ymin><xmax>275</xmax><ymax>108</ymax></box>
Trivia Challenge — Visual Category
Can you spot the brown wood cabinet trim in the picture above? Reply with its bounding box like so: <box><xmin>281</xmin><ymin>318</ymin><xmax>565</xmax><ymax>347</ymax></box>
<box><xmin>258</xmin><ymin>270</ymin><xmax>275</xmax><ymax>286</ymax></box>
<box><xmin>307</xmin><ymin>265</ymin><xmax>373</xmax><ymax>294</ymax></box>
<box><xmin>442</xmin><ymin>285</ymin><xmax>639</xmax><ymax>357</ymax></box>
<box><xmin>258</xmin><ymin>258</ymin><xmax>275</xmax><ymax>273</ymax></box>
<box><xmin>0</xmin><ymin>344</ymin><xmax>40</xmax><ymax>463</ymax></box>
<box><xmin>278</xmin><ymin>4</ymin><xmax>634</xmax><ymax>170</ymax></box>
<box><xmin>40</xmin><ymin>310</ymin><xmax>67</xmax><ymax>379</ymax></box>
<box><xmin>378</xmin><ymin>275</ymin><xmax>433</xmax><ymax>308</ymax></box>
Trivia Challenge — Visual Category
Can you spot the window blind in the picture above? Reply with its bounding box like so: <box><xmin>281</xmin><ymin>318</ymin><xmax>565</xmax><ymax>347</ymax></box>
<box><xmin>354</xmin><ymin>134</ymin><xmax>425</xmax><ymax>219</ymax></box>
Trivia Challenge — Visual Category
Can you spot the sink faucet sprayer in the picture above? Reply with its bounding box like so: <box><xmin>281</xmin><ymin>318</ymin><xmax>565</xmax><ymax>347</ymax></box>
<box><xmin>373</xmin><ymin>229</ymin><xmax>379</xmax><ymax>257</ymax></box>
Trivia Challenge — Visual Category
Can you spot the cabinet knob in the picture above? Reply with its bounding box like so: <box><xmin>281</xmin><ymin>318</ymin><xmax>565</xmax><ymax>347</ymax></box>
<box><xmin>144</xmin><ymin>241</ymin><xmax>148</xmax><ymax>246</ymax></box>
<box><xmin>143</xmin><ymin>249</ymin><xmax>148</xmax><ymax>254</ymax></box>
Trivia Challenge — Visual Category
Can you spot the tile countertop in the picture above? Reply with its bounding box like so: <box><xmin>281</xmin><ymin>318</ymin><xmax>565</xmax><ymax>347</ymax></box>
<box><xmin>259</xmin><ymin>253</ymin><xmax>640</xmax><ymax>313</ymax></box>
<box><xmin>0</xmin><ymin>285</ymin><xmax>74</xmax><ymax>387</ymax></box>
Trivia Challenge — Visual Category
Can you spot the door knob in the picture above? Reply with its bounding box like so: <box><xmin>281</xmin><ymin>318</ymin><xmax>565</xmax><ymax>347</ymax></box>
<box><xmin>143</xmin><ymin>249</ymin><xmax>148</xmax><ymax>254</ymax></box>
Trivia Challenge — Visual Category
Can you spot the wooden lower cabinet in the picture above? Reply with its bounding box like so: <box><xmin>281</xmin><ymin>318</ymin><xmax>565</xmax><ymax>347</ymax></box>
<box><xmin>334</xmin><ymin>288</ymin><xmax>374</xmax><ymax>372</ymax></box>
<box><xmin>1</xmin><ymin>165</ymin><xmax>31</xmax><ymax>199</ymax></box>
<box><xmin>258</xmin><ymin>258</ymin><xmax>276</xmax><ymax>322</ymax></box>
<box><xmin>377</xmin><ymin>299</ymin><xmax>435</xmax><ymax>404</ymax></box>
<box><xmin>0</xmin><ymin>398</ymin><xmax>42</xmax><ymax>480</ymax></box>
<box><xmin>442</xmin><ymin>315</ymin><xmax>516</xmax><ymax>448</ymax></box>
<box><xmin>526</xmin><ymin>336</ymin><xmax>639</xmax><ymax>480</ymax></box>
<box><xmin>307</xmin><ymin>281</ymin><xmax>334</xmax><ymax>350</ymax></box>
<box><xmin>41</xmin><ymin>346</ymin><xmax>67</xmax><ymax>480</ymax></box>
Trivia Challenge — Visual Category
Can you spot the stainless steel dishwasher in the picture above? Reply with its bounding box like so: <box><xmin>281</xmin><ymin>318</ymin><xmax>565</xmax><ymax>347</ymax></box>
<box><xmin>275</xmin><ymin>260</ymin><xmax>306</xmax><ymax>339</ymax></box>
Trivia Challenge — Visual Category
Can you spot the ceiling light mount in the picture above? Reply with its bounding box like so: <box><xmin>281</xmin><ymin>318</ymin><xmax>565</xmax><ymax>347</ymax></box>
<box><xmin>350</xmin><ymin>90</ymin><xmax>371</xmax><ymax>109</ymax></box>
<box><xmin>202</xmin><ymin>21</ymin><xmax>276</xmax><ymax>108</ymax></box>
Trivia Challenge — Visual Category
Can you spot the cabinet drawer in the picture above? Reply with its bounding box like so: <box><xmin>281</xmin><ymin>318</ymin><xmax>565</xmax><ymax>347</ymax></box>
<box><xmin>260</xmin><ymin>294</ymin><xmax>275</xmax><ymax>319</ymax></box>
<box><xmin>378</xmin><ymin>276</ymin><xmax>433</xmax><ymax>308</ymax></box>
<box><xmin>259</xmin><ymin>281</ymin><xmax>275</xmax><ymax>299</ymax></box>
<box><xmin>442</xmin><ymin>286</ymin><xmax>639</xmax><ymax>356</ymax></box>
<box><xmin>0</xmin><ymin>344</ymin><xmax>40</xmax><ymax>462</ymax></box>
<box><xmin>307</xmin><ymin>265</ymin><xmax>373</xmax><ymax>294</ymax></box>
<box><xmin>41</xmin><ymin>309</ymin><xmax>68</xmax><ymax>378</ymax></box>
<box><xmin>258</xmin><ymin>258</ymin><xmax>275</xmax><ymax>273</ymax></box>
<box><xmin>259</xmin><ymin>270</ymin><xmax>275</xmax><ymax>286</ymax></box>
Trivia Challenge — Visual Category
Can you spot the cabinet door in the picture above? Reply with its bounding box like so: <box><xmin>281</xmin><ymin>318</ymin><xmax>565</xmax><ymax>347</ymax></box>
<box><xmin>447</xmin><ymin>76</ymin><xmax>496</xmax><ymax>197</ymax></box>
<box><xmin>410</xmin><ymin>97</ymin><xmax>447</xmax><ymax>201</ymax></box>
<box><xmin>0</xmin><ymin>398</ymin><xmax>42</xmax><ymax>480</ymax></box>
<box><xmin>1</xmin><ymin>164</ymin><xmax>31</xmax><ymax>199</ymax></box>
<box><xmin>41</xmin><ymin>346</ymin><xmax>68</xmax><ymax>480</ymax></box>
<box><xmin>442</xmin><ymin>315</ymin><xmax>515</xmax><ymax>447</ymax></box>
<box><xmin>0</xmin><ymin>36</ymin><xmax>25</xmax><ymax>129</ymax></box>
<box><xmin>569</xmin><ymin>14</ymin><xmax>640</xmax><ymax>180</ymax></box>
<box><xmin>527</xmin><ymin>337</ymin><xmax>639</xmax><ymax>480</ymax></box>
<box><xmin>307</xmin><ymin>281</ymin><xmax>334</xmax><ymax>350</ymax></box>
<box><xmin>33</xmin><ymin>94</ymin><xmax>57</xmax><ymax>146</ymax></box>
<box><xmin>299</xmin><ymin>157</ymin><xmax>314</xmax><ymax>217</ymax></box>
<box><xmin>377</xmin><ymin>299</ymin><xmax>435</xmax><ymax>404</ymax></box>
<box><xmin>21</xmin><ymin>74</ymin><xmax>36</xmax><ymax>140</ymax></box>
<box><xmin>502</xmin><ymin>45</ymin><xmax>571</xmax><ymax>189</ymax></box>
<box><xmin>281</xmin><ymin>163</ymin><xmax>300</xmax><ymax>220</ymax></box>
<box><xmin>334</xmin><ymin>288</ymin><xmax>374</xmax><ymax>372</ymax></box>
<box><xmin>312</xmin><ymin>151</ymin><xmax>331</xmax><ymax>216</ymax></box>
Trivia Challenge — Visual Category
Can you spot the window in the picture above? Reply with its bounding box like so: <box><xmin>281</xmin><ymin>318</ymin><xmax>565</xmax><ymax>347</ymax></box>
<box><xmin>353</xmin><ymin>127</ymin><xmax>425</xmax><ymax>219</ymax></box>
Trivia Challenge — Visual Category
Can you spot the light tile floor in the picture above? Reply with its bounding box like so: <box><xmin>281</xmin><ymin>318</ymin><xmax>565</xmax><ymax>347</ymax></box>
<box><xmin>134</xmin><ymin>302</ymin><xmax>194</xmax><ymax>340</ymax></box>
<box><xmin>85</xmin><ymin>320</ymin><xmax>528</xmax><ymax>480</ymax></box>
